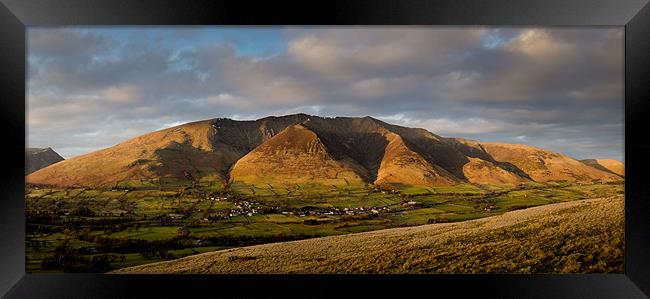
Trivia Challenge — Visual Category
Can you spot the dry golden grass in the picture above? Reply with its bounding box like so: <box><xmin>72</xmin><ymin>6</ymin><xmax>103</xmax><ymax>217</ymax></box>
<box><xmin>112</xmin><ymin>195</ymin><xmax>623</xmax><ymax>274</ymax></box>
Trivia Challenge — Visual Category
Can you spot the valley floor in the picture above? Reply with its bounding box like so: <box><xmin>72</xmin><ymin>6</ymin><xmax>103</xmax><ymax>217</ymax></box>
<box><xmin>112</xmin><ymin>195</ymin><xmax>624</xmax><ymax>274</ymax></box>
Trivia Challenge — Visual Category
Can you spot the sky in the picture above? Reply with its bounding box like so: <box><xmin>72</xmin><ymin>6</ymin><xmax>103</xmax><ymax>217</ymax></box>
<box><xmin>27</xmin><ymin>26</ymin><xmax>624</xmax><ymax>161</ymax></box>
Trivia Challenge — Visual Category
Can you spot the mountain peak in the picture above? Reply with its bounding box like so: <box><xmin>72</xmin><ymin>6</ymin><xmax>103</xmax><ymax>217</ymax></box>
<box><xmin>230</xmin><ymin>122</ymin><xmax>368</xmax><ymax>186</ymax></box>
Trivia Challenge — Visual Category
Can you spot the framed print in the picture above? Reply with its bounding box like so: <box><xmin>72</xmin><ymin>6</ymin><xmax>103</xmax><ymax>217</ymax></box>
<box><xmin>1</xmin><ymin>0</ymin><xmax>649</xmax><ymax>298</ymax></box>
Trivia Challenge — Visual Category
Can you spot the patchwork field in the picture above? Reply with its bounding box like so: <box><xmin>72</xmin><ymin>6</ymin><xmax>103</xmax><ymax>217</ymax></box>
<box><xmin>113</xmin><ymin>195</ymin><xmax>624</xmax><ymax>274</ymax></box>
<box><xmin>26</xmin><ymin>181</ymin><xmax>624</xmax><ymax>273</ymax></box>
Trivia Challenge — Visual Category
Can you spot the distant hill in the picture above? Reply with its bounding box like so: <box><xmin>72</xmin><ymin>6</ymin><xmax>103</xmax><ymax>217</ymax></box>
<box><xmin>111</xmin><ymin>195</ymin><xmax>623</xmax><ymax>274</ymax></box>
<box><xmin>580</xmin><ymin>159</ymin><xmax>624</xmax><ymax>177</ymax></box>
<box><xmin>451</xmin><ymin>139</ymin><xmax>620</xmax><ymax>183</ymax></box>
<box><xmin>27</xmin><ymin>114</ymin><xmax>622</xmax><ymax>188</ymax></box>
<box><xmin>25</xmin><ymin>147</ymin><xmax>64</xmax><ymax>174</ymax></box>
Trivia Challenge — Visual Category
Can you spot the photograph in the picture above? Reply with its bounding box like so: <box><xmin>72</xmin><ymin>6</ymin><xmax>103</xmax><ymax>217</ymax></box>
<box><xmin>25</xmin><ymin>26</ymin><xmax>625</xmax><ymax>274</ymax></box>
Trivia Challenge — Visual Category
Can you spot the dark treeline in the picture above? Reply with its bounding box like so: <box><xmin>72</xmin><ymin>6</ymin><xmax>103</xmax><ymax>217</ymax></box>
<box><xmin>78</xmin><ymin>233</ymin><xmax>313</xmax><ymax>254</ymax></box>
<box><xmin>39</xmin><ymin>233</ymin><xmax>315</xmax><ymax>272</ymax></box>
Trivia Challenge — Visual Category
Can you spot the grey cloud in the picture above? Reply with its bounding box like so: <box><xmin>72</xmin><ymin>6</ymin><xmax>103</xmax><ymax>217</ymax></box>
<box><xmin>27</xmin><ymin>27</ymin><xmax>623</xmax><ymax>161</ymax></box>
<box><xmin>29</xmin><ymin>29</ymin><xmax>109</xmax><ymax>59</ymax></box>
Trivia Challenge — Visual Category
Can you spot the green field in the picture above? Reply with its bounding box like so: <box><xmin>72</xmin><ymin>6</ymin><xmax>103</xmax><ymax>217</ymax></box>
<box><xmin>25</xmin><ymin>181</ymin><xmax>624</xmax><ymax>273</ymax></box>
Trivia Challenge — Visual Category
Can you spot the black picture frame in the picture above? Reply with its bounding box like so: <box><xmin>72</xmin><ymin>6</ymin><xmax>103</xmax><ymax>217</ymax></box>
<box><xmin>1</xmin><ymin>0</ymin><xmax>649</xmax><ymax>298</ymax></box>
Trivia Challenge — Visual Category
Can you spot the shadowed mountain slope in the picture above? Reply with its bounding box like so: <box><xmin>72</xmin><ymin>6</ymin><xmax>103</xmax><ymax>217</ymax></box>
<box><xmin>25</xmin><ymin>147</ymin><xmax>64</xmax><ymax>175</ymax></box>
<box><xmin>580</xmin><ymin>159</ymin><xmax>624</xmax><ymax>177</ymax></box>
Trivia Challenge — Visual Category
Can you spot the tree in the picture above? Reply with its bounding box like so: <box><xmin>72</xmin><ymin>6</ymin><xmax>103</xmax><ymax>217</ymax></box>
<box><xmin>177</xmin><ymin>226</ymin><xmax>190</xmax><ymax>237</ymax></box>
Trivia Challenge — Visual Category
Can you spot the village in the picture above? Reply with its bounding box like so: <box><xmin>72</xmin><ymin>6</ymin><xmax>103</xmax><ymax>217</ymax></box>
<box><xmin>223</xmin><ymin>198</ymin><xmax>394</xmax><ymax>218</ymax></box>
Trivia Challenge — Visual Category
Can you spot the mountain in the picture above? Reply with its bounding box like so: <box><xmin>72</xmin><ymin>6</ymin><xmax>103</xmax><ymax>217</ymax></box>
<box><xmin>580</xmin><ymin>159</ymin><xmax>624</xmax><ymax>177</ymax></box>
<box><xmin>26</xmin><ymin>114</ymin><xmax>623</xmax><ymax>188</ymax></box>
<box><xmin>25</xmin><ymin>147</ymin><xmax>64</xmax><ymax>174</ymax></box>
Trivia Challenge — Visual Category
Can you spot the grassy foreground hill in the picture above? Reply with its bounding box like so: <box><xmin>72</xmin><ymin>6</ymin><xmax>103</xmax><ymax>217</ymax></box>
<box><xmin>112</xmin><ymin>195</ymin><xmax>623</xmax><ymax>274</ymax></box>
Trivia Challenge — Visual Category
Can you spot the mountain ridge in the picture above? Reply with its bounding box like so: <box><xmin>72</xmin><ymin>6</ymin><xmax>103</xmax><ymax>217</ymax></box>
<box><xmin>27</xmin><ymin>114</ymin><xmax>623</xmax><ymax>188</ymax></box>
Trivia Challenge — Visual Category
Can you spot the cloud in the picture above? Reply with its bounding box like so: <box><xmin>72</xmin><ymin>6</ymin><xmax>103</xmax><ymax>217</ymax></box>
<box><xmin>377</xmin><ymin>113</ymin><xmax>555</xmax><ymax>136</ymax></box>
<box><xmin>347</xmin><ymin>76</ymin><xmax>419</xmax><ymax>99</ymax></box>
<box><xmin>100</xmin><ymin>85</ymin><xmax>142</xmax><ymax>103</ymax></box>
<box><xmin>27</xmin><ymin>27</ymin><xmax>623</xmax><ymax>161</ymax></box>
